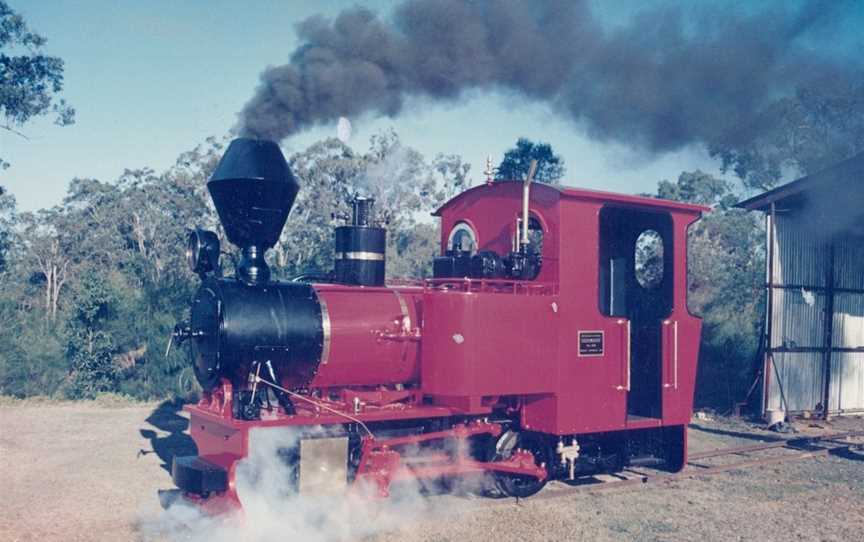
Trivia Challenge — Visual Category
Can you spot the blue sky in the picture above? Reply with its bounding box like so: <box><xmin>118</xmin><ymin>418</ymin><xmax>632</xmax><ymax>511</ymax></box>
<box><xmin>1</xmin><ymin>0</ymin><xmax>856</xmax><ymax>211</ymax></box>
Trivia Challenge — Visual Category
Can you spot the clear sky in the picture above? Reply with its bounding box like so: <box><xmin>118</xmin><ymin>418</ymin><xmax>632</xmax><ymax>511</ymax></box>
<box><xmin>1</xmin><ymin>0</ymin><xmax>852</xmax><ymax>212</ymax></box>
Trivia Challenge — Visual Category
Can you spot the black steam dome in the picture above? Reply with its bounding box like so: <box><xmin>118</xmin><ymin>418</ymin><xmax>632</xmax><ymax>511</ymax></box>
<box><xmin>208</xmin><ymin>138</ymin><xmax>298</xmax><ymax>283</ymax></box>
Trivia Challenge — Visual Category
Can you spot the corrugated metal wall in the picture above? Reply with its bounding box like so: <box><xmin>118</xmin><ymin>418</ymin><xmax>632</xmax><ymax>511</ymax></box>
<box><xmin>765</xmin><ymin>214</ymin><xmax>864</xmax><ymax>415</ymax></box>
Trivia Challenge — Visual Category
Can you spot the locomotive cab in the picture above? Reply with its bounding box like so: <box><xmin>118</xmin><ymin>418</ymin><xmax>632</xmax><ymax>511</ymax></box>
<box><xmin>430</xmin><ymin>180</ymin><xmax>706</xmax><ymax>479</ymax></box>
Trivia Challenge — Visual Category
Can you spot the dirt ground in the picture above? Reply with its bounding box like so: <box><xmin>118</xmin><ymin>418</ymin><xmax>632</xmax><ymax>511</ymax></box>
<box><xmin>1</xmin><ymin>400</ymin><xmax>862</xmax><ymax>542</ymax></box>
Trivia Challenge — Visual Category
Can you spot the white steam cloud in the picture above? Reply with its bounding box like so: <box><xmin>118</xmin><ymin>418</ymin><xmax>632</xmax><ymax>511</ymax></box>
<box><xmin>141</xmin><ymin>426</ymin><xmax>485</xmax><ymax>542</ymax></box>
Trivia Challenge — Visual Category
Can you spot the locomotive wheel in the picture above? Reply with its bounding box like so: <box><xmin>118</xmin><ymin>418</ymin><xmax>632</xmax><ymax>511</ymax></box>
<box><xmin>493</xmin><ymin>431</ymin><xmax>550</xmax><ymax>498</ymax></box>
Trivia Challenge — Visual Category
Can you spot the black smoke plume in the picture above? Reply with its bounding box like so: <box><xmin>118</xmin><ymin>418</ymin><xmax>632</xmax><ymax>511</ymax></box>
<box><xmin>238</xmin><ymin>0</ymin><xmax>861</xmax><ymax>154</ymax></box>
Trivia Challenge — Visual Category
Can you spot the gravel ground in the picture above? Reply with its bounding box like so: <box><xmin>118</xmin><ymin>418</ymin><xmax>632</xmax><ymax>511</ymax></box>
<box><xmin>0</xmin><ymin>400</ymin><xmax>862</xmax><ymax>542</ymax></box>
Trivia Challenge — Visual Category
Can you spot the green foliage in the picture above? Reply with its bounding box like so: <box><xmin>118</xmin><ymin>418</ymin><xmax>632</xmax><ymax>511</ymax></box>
<box><xmin>655</xmin><ymin>171</ymin><xmax>765</xmax><ymax>410</ymax></box>
<box><xmin>64</xmin><ymin>272</ymin><xmax>118</xmax><ymax>397</ymax></box>
<box><xmin>0</xmin><ymin>185</ymin><xmax>15</xmax><ymax>272</ymax></box>
<box><xmin>0</xmin><ymin>132</ymin><xmax>467</xmax><ymax>400</ymax></box>
<box><xmin>0</xmin><ymin>299</ymin><xmax>66</xmax><ymax>397</ymax></box>
<box><xmin>656</xmin><ymin>170</ymin><xmax>737</xmax><ymax>209</ymax></box>
<box><xmin>388</xmin><ymin>223</ymin><xmax>439</xmax><ymax>279</ymax></box>
<box><xmin>0</xmin><ymin>1</ymin><xmax>74</xmax><ymax>168</ymax></box>
<box><xmin>0</xmin><ymin>137</ymin><xmax>218</xmax><ymax>399</ymax></box>
<box><xmin>278</xmin><ymin>130</ymin><xmax>469</xmax><ymax>277</ymax></box>
<box><xmin>709</xmin><ymin>79</ymin><xmax>864</xmax><ymax>190</ymax></box>
<box><xmin>496</xmin><ymin>138</ymin><xmax>565</xmax><ymax>184</ymax></box>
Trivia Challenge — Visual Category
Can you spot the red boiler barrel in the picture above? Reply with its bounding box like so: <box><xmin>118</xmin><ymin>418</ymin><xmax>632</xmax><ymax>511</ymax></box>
<box><xmin>303</xmin><ymin>285</ymin><xmax>422</xmax><ymax>389</ymax></box>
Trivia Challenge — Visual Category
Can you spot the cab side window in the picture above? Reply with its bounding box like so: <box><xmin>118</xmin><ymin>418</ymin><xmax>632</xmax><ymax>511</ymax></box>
<box><xmin>599</xmin><ymin>208</ymin><xmax>673</xmax><ymax>320</ymax></box>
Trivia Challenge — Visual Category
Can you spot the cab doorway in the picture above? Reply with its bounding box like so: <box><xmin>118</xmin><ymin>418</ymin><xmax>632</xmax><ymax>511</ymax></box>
<box><xmin>599</xmin><ymin>207</ymin><xmax>674</xmax><ymax>420</ymax></box>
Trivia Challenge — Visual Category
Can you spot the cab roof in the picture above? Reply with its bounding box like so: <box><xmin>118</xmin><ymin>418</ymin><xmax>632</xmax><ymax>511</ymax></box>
<box><xmin>433</xmin><ymin>180</ymin><xmax>710</xmax><ymax>216</ymax></box>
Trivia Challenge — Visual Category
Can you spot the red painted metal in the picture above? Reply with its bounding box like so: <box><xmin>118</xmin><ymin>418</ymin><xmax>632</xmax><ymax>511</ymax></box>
<box><xmin>305</xmin><ymin>285</ymin><xmax>423</xmax><ymax>389</ymax></box>
<box><xmin>352</xmin><ymin>420</ymin><xmax>545</xmax><ymax>497</ymax></box>
<box><xmin>431</xmin><ymin>181</ymin><xmax>705</xmax><ymax>436</ymax></box>
<box><xmin>181</xmin><ymin>180</ymin><xmax>708</xmax><ymax>508</ymax></box>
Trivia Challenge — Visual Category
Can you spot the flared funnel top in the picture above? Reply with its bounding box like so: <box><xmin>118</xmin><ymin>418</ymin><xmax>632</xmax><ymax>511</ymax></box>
<box><xmin>207</xmin><ymin>138</ymin><xmax>298</xmax><ymax>250</ymax></box>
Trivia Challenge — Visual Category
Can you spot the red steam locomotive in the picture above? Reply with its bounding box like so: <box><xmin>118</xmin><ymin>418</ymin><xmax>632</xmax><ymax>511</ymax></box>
<box><xmin>169</xmin><ymin>138</ymin><xmax>706</xmax><ymax>511</ymax></box>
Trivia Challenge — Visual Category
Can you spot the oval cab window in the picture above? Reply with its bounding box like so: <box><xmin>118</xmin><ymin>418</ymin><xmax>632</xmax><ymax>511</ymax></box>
<box><xmin>635</xmin><ymin>229</ymin><xmax>664</xmax><ymax>289</ymax></box>
<box><xmin>447</xmin><ymin>222</ymin><xmax>478</xmax><ymax>254</ymax></box>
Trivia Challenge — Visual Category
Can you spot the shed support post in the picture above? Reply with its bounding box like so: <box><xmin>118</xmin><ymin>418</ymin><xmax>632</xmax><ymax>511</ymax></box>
<box><xmin>763</xmin><ymin>204</ymin><xmax>776</xmax><ymax>417</ymax></box>
<box><xmin>821</xmin><ymin>241</ymin><xmax>835</xmax><ymax>420</ymax></box>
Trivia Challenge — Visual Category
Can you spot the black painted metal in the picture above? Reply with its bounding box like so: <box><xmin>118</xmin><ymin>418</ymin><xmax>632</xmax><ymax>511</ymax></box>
<box><xmin>185</xmin><ymin>229</ymin><xmax>221</xmax><ymax>278</ymax></box>
<box><xmin>351</xmin><ymin>197</ymin><xmax>374</xmax><ymax>226</ymax></box>
<box><xmin>505</xmin><ymin>250</ymin><xmax>542</xmax><ymax>280</ymax></box>
<box><xmin>171</xmin><ymin>456</ymin><xmax>228</xmax><ymax>495</ymax></box>
<box><xmin>470</xmin><ymin>251</ymin><xmax>506</xmax><ymax>279</ymax></box>
<box><xmin>236</xmin><ymin>245</ymin><xmax>270</xmax><ymax>284</ymax></box>
<box><xmin>334</xmin><ymin>226</ymin><xmax>386</xmax><ymax>286</ymax></box>
<box><xmin>334</xmin><ymin>197</ymin><xmax>386</xmax><ymax>286</ymax></box>
<box><xmin>433</xmin><ymin>253</ymin><xmax>472</xmax><ymax>278</ymax></box>
<box><xmin>189</xmin><ymin>278</ymin><xmax>323</xmax><ymax>391</ymax></box>
<box><xmin>208</xmin><ymin>138</ymin><xmax>299</xmax><ymax>284</ymax></box>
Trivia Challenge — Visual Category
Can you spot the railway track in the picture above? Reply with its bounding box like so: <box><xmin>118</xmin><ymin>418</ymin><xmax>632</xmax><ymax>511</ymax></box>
<box><xmin>531</xmin><ymin>429</ymin><xmax>864</xmax><ymax>502</ymax></box>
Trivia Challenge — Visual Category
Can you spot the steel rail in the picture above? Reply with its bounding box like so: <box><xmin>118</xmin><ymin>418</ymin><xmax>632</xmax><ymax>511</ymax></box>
<box><xmin>688</xmin><ymin>430</ymin><xmax>864</xmax><ymax>461</ymax></box>
<box><xmin>529</xmin><ymin>431</ymin><xmax>864</xmax><ymax>502</ymax></box>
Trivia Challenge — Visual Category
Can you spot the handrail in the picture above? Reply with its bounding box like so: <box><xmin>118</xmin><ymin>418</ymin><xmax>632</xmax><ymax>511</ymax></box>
<box><xmin>616</xmin><ymin>319</ymin><xmax>630</xmax><ymax>391</ymax></box>
<box><xmin>662</xmin><ymin>320</ymin><xmax>680</xmax><ymax>390</ymax></box>
<box><xmin>424</xmin><ymin>277</ymin><xmax>557</xmax><ymax>295</ymax></box>
<box><xmin>673</xmin><ymin>320</ymin><xmax>679</xmax><ymax>389</ymax></box>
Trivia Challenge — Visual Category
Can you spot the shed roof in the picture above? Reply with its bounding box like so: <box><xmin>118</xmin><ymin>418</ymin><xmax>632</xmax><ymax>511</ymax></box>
<box><xmin>737</xmin><ymin>152</ymin><xmax>864</xmax><ymax>212</ymax></box>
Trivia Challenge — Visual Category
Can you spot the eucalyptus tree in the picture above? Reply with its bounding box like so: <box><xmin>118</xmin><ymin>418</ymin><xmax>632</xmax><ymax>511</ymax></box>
<box><xmin>277</xmin><ymin>131</ymin><xmax>470</xmax><ymax>278</ymax></box>
<box><xmin>710</xmin><ymin>79</ymin><xmax>864</xmax><ymax>191</ymax></box>
<box><xmin>496</xmin><ymin>138</ymin><xmax>565</xmax><ymax>184</ymax></box>
<box><xmin>0</xmin><ymin>0</ymin><xmax>74</xmax><ymax>168</ymax></box>
<box><xmin>655</xmin><ymin>171</ymin><xmax>764</xmax><ymax>409</ymax></box>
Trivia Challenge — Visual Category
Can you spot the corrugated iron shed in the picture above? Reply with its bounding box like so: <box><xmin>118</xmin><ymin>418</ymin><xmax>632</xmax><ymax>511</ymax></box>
<box><xmin>738</xmin><ymin>152</ymin><xmax>864</xmax><ymax>418</ymax></box>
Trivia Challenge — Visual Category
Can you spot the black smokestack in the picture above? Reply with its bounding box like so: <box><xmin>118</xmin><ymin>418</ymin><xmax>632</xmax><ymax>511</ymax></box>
<box><xmin>238</xmin><ymin>0</ymin><xmax>861</xmax><ymax>154</ymax></box>
<box><xmin>208</xmin><ymin>138</ymin><xmax>299</xmax><ymax>284</ymax></box>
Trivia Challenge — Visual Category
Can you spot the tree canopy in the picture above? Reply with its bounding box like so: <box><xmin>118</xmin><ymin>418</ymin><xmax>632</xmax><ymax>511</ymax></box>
<box><xmin>278</xmin><ymin>130</ymin><xmax>469</xmax><ymax>278</ymax></box>
<box><xmin>496</xmin><ymin>138</ymin><xmax>565</xmax><ymax>184</ymax></box>
<box><xmin>1</xmin><ymin>0</ymin><xmax>74</xmax><ymax>168</ymax></box>
<box><xmin>0</xmin><ymin>132</ymin><xmax>469</xmax><ymax>399</ymax></box>
<box><xmin>0</xmin><ymin>185</ymin><xmax>15</xmax><ymax>273</ymax></box>
<box><xmin>709</xmin><ymin>79</ymin><xmax>864</xmax><ymax>191</ymax></box>
<box><xmin>655</xmin><ymin>170</ymin><xmax>764</xmax><ymax>409</ymax></box>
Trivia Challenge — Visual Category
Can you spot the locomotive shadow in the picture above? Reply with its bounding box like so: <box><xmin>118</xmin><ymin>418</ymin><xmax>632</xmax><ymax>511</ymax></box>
<box><xmin>139</xmin><ymin>398</ymin><xmax>197</xmax><ymax>474</ymax></box>
<box><xmin>828</xmin><ymin>446</ymin><xmax>864</xmax><ymax>462</ymax></box>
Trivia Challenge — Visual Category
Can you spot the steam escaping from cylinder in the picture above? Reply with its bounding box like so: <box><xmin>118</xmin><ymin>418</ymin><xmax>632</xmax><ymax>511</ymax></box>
<box><xmin>141</xmin><ymin>427</ymin><xmax>489</xmax><ymax>542</ymax></box>
<box><xmin>237</xmin><ymin>0</ymin><xmax>862</xmax><ymax>155</ymax></box>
